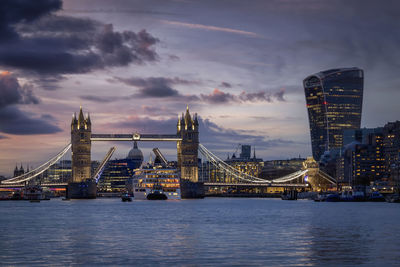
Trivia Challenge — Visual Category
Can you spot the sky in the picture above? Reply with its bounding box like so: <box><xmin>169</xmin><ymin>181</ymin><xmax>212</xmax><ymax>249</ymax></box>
<box><xmin>0</xmin><ymin>0</ymin><xmax>400</xmax><ymax>177</ymax></box>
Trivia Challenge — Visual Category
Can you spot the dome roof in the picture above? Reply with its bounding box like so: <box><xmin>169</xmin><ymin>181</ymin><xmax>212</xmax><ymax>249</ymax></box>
<box><xmin>127</xmin><ymin>141</ymin><xmax>143</xmax><ymax>161</ymax></box>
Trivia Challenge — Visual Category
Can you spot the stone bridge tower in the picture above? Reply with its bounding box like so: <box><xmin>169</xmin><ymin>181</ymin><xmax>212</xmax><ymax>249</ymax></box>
<box><xmin>71</xmin><ymin>107</ymin><xmax>92</xmax><ymax>183</ymax></box>
<box><xmin>177</xmin><ymin>106</ymin><xmax>199</xmax><ymax>182</ymax></box>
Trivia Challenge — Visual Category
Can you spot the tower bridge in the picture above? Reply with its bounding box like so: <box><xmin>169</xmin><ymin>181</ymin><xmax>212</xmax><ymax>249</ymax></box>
<box><xmin>0</xmin><ymin>106</ymin><xmax>337</xmax><ymax>196</ymax></box>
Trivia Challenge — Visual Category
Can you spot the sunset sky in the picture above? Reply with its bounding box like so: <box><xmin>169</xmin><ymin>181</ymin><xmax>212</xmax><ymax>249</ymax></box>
<box><xmin>1</xmin><ymin>0</ymin><xmax>400</xmax><ymax>176</ymax></box>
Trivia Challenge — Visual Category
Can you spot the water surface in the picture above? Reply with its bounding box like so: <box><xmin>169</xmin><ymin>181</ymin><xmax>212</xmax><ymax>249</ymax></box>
<box><xmin>0</xmin><ymin>198</ymin><xmax>399</xmax><ymax>266</ymax></box>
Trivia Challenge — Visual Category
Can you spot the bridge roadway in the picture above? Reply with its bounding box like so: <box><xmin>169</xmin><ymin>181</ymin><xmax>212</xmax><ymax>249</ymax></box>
<box><xmin>91</xmin><ymin>133</ymin><xmax>182</xmax><ymax>142</ymax></box>
<box><xmin>0</xmin><ymin>183</ymin><xmax>68</xmax><ymax>188</ymax></box>
<box><xmin>204</xmin><ymin>182</ymin><xmax>309</xmax><ymax>188</ymax></box>
<box><xmin>1</xmin><ymin>182</ymin><xmax>308</xmax><ymax>189</ymax></box>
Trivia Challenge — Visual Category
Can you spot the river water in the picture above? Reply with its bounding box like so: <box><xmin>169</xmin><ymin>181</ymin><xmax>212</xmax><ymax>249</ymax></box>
<box><xmin>0</xmin><ymin>198</ymin><xmax>399</xmax><ymax>266</ymax></box>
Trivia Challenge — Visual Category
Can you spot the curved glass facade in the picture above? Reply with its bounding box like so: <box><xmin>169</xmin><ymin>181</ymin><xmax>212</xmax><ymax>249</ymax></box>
<box><xmin>304</xmin><ymin>68</ymin><xmax>363</xmax><ymax>161</ymax></box>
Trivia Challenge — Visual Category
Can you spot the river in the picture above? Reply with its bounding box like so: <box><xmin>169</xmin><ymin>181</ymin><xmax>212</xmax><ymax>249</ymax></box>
<box><xmin>0</xmin><ymin>198</ymin><xmax>399</xmax><ymax>266</ymax></box>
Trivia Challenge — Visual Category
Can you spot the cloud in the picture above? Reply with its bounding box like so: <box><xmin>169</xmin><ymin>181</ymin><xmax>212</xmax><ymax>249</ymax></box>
<box><xmin>141</xmin><ymin>105</ymin><xmax>178</xmax><ymax>117</ymax></box>
<box><xmin>33</xmin><ymin>75</ymin><xmax>66</xmax><ymax>91</ymax></box>
<box><xmin>200</xmin><ymin>88</ymin><xmax>286</xmax><ymax>104</ymax></box>
<box><xmin>0</xmin><ymin>0</ymin><xmax>62</xmax><ymax>40</ymax></box>
<box><xmin>0</xmin><ymin>71</ymin><xmax>61</xmax><ymax>135</ymax></box>
<box><xmin>101</xmin><ymin>76</ymin><xmax>287</xmax><ymax>105</ymax></box>
<box><xmin>168</xmin><ymin>55</ymin><xmax>180</xmax><ymax>61</ymax></box>
<box><xmin>199</xmin><ymin>117</ymin><xmax>297</xmax><ymax>151</ymax></box>
<box><xmin>106</xmin><ymin>115</ymin><xmax>299</xmax><ymax>155</ymax></box>
<box><xmin>0</xmin><ymin>2</ymin><xmax>159</xmax><ymax>81</ymax></box>
<box><xmin>0</xmin><ymin>106</ymin><xmax>62</xmax><ymax>135</ymax></box>
<box><xmin>114</xmin><ymin>76</ymin><xmax>200</xmax><ymax>98</ymax></box>
<box><xmin>200</xmin><ymin>89</ymin><xmax>236</xmax><ymax>104</ymax></box>
<box><xmin>219</xmin><ymin>82</ymin><xmax>232</xmax><ymax>88</ymax></box>
<box><xmin>0</xmin><ymin>72</ymin><xmax>39</xmax><ymax>108</ymax></box>
<box><xmin>273</xmin><ymin>88</ymin><xmax>286</xmax><ymax>102</ymax></box>
<box><xmin>80</xmin><ymin>95</ymin><xmax>123</xmax><ymax>103</ymax></box>
<box><xmin>238</xmin><ymin>91</ymin><xmax>272</xmax><ymax>102</ymax></box>
<box><xmin>161</xmin><ymin>20</ymin><xmax>261</xmax><ymax>38</ymax></box>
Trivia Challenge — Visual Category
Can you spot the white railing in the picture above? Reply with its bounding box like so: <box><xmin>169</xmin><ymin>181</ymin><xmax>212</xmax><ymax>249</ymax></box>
<box><xmin>2</xmin><ymin>143</ymin><xmax>72</xmax><ymax>184</ymax></box>
<box><xmin>199</xmin><ymin>144</ymin><xmax>306</xmax><ymax>184</ymax></box>
<box><xmin>93</xmin><ymin>147</ymin><xmax>116</xmax><ymax>183</ymax></box>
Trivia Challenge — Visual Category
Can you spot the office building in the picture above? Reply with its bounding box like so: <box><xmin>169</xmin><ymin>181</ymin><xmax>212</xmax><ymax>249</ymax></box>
<box><xmin>304</xmin><ymin>67</ymin><xmax>363</xmax><ymax>161</ymax></box>
<box><xmin>383</xmin><ymin>121</ymin><xmax>400</xmax><ymax>184</ymax></box>
<box><xmin>98</xmin><ymin>141</ymin><xmax>144</xmax><ymax>192</ymax></box>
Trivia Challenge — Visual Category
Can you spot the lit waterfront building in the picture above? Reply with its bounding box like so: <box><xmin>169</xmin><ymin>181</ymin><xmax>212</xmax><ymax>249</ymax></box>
<box><xmin>303</xmin><ymin>67</ymin><xmax>363</xmax><ymax>161</ymax></box>
<box><xmin>341</xmin><ymin>131</ymin><xmax>385</xmax><ymax>185</ymax></box>
<box><xmin>261</xmin><ymin>157</ymin><xmax>305</xmax><ymax>180</ymax></box>
<box><xmin>98</xmin><ymin>141</ymin><xmax>143</xmax><ymax>192</ymax></box>
<box><xmin>199</xmin><ymin>145</ymin><xmax>263</xmax><ymax>183</ymax></box>
<box><xmin>42</xmin><ymin>160</ymin><xmax>72</xmax><ymax>183</ymax></box>
<box><xmin>225</xmin><ymin>147</ymin><xmax>263</xmax><ymax>181</ymax></box>
<box><xmin>383</xmin><ymin>121</ymin><xmax>400</xmax><ymax>184</ymax></box>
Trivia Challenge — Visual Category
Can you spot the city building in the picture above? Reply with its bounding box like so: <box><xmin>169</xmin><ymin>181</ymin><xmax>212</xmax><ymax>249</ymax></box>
<box><xmin>383</xmin><ymin>121</ymin><xmax>400</xmax><ymax>185</ymax></box>
<box><xmin>13</xmin><ymin>164</ymin><xmax>26</xmax><ymax>177</ymax></box>
<box><xmin>199</xmin><ymin>145</ymin><xmax>264</xmax><ymax>183</ymax></box>
<box><xmin>42</xmin><ymin>160</ymin><xmax>72</xmax><ymax>183</ymax></box>
<box><xmin>98</xmin><ymin>141</ymin><xmax>143</xmax><ymax>192</ymax></box>
<box><xmin>341</xmin><ymin>131</ymin><xmax>385</xmax><ymax>185</ymax></box>
<box><xmin>343</xmin><ymin>127</ymin><xmax>383</xmax><ymax>146</ymax></box>
<box><xmin>225</xmin><ymin>149</ymin><xmax>264</xmax><ymax>182</ymax></box>
<box><xmin>261</xmin><ymin>158</ymin><xmax>305</xmax><ymax>180</ymax></box>
<box><xmin>303</xmin><ymin>67</ymin><xmax>363</xmax><ymax>161</ymax></box>
<box><xmin>240</xmin><ymin>145</ymin><xmax>251</xmax><ymax>159</ymax></box>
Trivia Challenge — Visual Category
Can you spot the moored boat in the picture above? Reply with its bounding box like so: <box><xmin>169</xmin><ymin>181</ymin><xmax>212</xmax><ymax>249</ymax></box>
<box><xmin>23</xmin><ymin>186</ymin><xmax>47</xmax><ymax>201</ymax></box>
<box><xmin>385</xmin><ymin>194</ymin><xmax>400</xmax><ymax>203</ymax></box>
<box><xmin>121</xmin><ymin>193</ymin><xmax>132</xmax><ymax>202</ymax></box>
<box><xmin>368</xmin><ymin>191</ymin><xmax>385</xmax><ymax>202</ymax></box>
<box><xmin>146</xmin><ymin>183</ymin><xmax>168</xmax><ymax>200</ymax></box>
<box><xmin>132</xmin><ymin>164</ymin><xmax>181</xmax><ymax>200</ymax></box>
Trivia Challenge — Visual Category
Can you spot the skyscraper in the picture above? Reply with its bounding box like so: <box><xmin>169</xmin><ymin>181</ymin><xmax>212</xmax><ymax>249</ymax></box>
<box><xmin>304</xmin><ymin>68</ymin><xmax>363</xmax><ymax>161</ymax></box>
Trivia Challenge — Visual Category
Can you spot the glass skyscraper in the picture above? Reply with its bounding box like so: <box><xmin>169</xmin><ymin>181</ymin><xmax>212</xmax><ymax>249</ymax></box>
<box><xmin>303</xmin><ymin>68</ymin><xmax>363</xmax><ymax>161</ymax></box>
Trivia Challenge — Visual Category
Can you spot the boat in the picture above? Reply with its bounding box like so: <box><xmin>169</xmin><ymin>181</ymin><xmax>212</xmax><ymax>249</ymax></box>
<box><xmin>132</xmin><ymin>165</ymin><xmax>181</xmax><ymax>200</ymax></box>
<box><xmin>23</xmin><ymin>186</ymin><xmax>48</xmax><ymax>201</ymax></box>
<box><xmin>385</xmin><ymin>194</ymin><xmax>400</xmax><ymax>203</ymax></box>
<box><xmin>368</xmin><ymin>191</ymin><xmax>385</xmax><ymax>202</ymax></box>
<box><xmin>340</xmin><ymin>189</ymin><xmax>365</xmax><ymax>202</ymax></box>
<box><xmin>314</xmin><ymin>192</ymin><xmax>328</xmax><ymax>202</ymax></box>
<box><xmin>325</xmin><ymin>193</ymin><xmax>340</xmax><ymax>202</ymax></box>
<box><xmin>121</xmin><ymin>193</ymin><xmax>132</xmax><ymax>202</ymax></box>
<box><xmin>314</xmin><ymin>192</ymin><xmax>339</xmax><ymax>202</ymax></box>
<box><xmin>146</xmin><ymin>183</ymin><xmax>168</xmax><ymax>200</ymax></box>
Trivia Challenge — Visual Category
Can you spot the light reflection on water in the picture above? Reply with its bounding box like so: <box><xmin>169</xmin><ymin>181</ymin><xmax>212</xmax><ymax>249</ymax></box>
<box><xmin>0</xmin><ymin>198</ymin><xmax>399</xmax><ymax>266</ymax></box>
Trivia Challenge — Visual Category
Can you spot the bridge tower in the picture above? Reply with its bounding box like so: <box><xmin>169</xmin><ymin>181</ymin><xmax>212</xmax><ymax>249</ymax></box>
<box><xmin>177</xmin><ymin>106</ymin><xmax>199</xmax><ymax>182</ymax></box>
<box><xmin>71</xmin><ymin>106</ymin><xmax>92</xmax><ymax>183</ymax></box>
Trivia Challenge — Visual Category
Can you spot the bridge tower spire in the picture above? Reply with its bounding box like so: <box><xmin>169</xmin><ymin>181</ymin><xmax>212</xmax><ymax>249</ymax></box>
<box><xmin>71</xmin><ymin>106</ymin><xmax>92</xmax><ymax>183</ymax></box>
<box><xmin>177</xmin><ymin>106</ymin><xmax>199</xmax><ymax>182</ymax></box>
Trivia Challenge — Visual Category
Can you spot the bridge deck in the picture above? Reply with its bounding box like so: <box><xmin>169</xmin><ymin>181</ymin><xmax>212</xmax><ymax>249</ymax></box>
<box><xmin>91</xmin><ymin>134</ymin><xmax>182</xmax><ymax>141</ymax></box>
<box><xmin>0</xmin><ymin>183</ymin><xmax>68</xmax><ymax>188</ymax></box>
<box><xmin>204</xmin><ymin>183</ymin><xmax>309</xmax><ymax>188</ymax></box>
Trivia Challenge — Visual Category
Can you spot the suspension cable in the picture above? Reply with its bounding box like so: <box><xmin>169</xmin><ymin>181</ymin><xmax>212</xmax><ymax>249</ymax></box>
<box><xmin>2</xmin><ymin>143</ymin><xmax>72</xmax><ymax>184</ymax></box>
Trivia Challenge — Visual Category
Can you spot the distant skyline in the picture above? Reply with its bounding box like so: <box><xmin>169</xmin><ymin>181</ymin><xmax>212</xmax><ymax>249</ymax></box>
<box><xmin>1</xmin><ymin>0</ymin><xmax>400</xmax><ymax>176</ymax></box>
